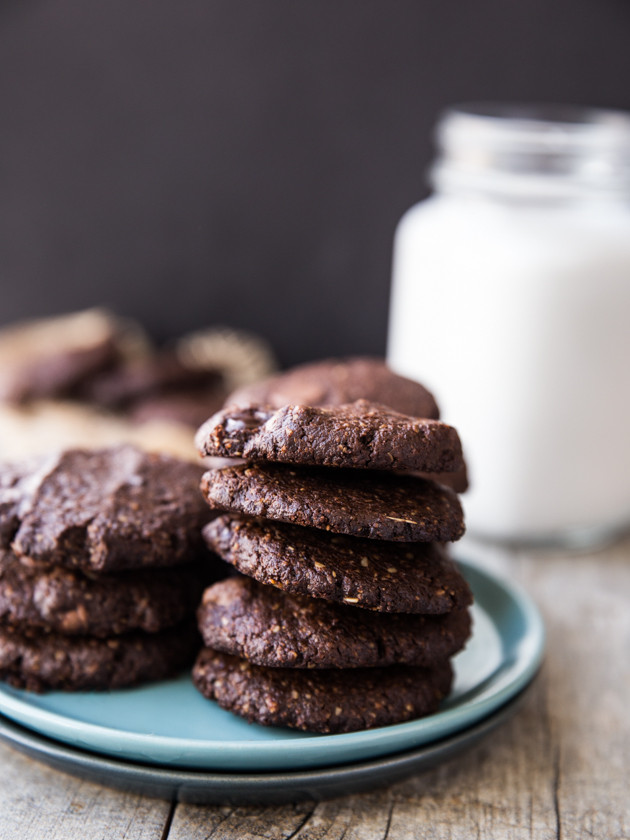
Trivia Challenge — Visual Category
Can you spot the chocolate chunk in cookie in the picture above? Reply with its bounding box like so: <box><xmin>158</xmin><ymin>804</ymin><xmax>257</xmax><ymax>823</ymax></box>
<box><xmin>203</xmin><ymin>515</ymin><xmax>471</xmax><ymax>613</ymax></box>
<box><xmin>196</xmin><ymin>400</ymin><xmax>463</xmax><ymax>474</ymax></box>
<box><xmin>226</xmin><ymin>357</ymin><xmax>439</xmax><ymax>420</ymax></box>
<box><xmin>201</xmin><ymin>463</ymin><xmax>465</xmax><ymax>543</ymax></box>
<box><xmin>3</xmin><ymin>445</ymin><xmax>211</xmax><ymax>571</ymax></box>
<box><xmin>198</xmin><ymin>576</ymin><xmax>472</xmax><ymax>669</ymax></box>
<box><xmin>0</xmin><ymin>619</ymin><xmax>200</xmax><ymax>692</ymax></box>
<box><xmin>193</xmin><ymin>648</ymin><xmax>453</xmax><ymax>733</ymax></box>
<box><xmin>0</xmin><ymin>550</ymin><xmax>210</xmax><ymax>637</ymax></box>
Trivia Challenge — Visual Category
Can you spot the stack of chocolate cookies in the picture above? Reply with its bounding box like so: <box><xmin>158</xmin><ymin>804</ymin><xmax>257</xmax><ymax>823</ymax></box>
<box><xmin>0</xmin><ymin>445</ymin><xmax>215</xmax><ymax>692</ymax></box>
<box><xmin>192</xmin><ymin>372</ymin><xmax>472</xmax><ymax>734</ymax></box>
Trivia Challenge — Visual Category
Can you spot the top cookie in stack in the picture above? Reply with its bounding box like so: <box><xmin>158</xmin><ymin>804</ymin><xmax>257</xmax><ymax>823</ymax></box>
<box><xmin>224</xmin><ymin>356</ymin><xmax>468</xmax><ymax>492</ymax></box>
<box><xmin>193</xmin><ymin>359</ymin><xmax>472</xmax><ymax>734</ymax></box>
<box><xmin>0</xmin><ymin>445</ymin><xmax>216</xmax><ymax>692</ymax></box>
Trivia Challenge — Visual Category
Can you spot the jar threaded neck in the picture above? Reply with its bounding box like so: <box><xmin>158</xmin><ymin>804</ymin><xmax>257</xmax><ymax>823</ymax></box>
<box><xmin>432</xmin><ymin>104</ymin><xmax>630</xmax><ymax>199</ymax></box>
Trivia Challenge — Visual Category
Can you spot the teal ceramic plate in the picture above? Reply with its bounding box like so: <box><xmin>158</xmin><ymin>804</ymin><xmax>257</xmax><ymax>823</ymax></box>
<box><xmin>0</xmin><ymin>686</ymin><xmax>532</xmax><ymax>804</ymax></box>
<box><xmin>0</xmin><ymin>560</ymin><xmax>544</xmax><ymax>772</ymax></box>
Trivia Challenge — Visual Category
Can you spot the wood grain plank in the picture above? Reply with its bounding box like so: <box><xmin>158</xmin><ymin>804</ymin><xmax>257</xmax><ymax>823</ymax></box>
<box><xmin>167</xmin><ymin>801</ymin><xmax>316</xmax><ymax>839</ymax></box>
<box><xmin>168</xmin><ymin>676</ymin><xmax>558</xmax><ymax>840</ymax></box>
<box><xmin>0</xmin><ymin>742</ymin><xmax>171</xmax><ymax>840</ymax></box>
<box><xmin>514</xmin><ymin>538</ymin><xmax>630</xmax><ymax>840</ymax></box>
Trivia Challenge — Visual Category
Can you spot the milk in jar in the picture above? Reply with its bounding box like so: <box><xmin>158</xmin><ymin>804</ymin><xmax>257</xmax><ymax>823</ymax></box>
<box><xmin>387</xmin><ymin>104</ymin><xmax>630</xmax><ymax>545</ymax></box>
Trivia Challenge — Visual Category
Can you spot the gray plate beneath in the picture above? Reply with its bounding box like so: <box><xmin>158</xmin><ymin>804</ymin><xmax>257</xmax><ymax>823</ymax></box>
<box><xmin>0</xmin><ymin>680</ymin><xmax>534</xmax><ymax>804</ymax></box>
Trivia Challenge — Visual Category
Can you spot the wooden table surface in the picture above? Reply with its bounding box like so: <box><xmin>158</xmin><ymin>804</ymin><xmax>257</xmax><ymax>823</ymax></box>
<box><xmin>1</xmin><ymin>534</ymin><xmax>628</xmax><ymax>840</ymax></box>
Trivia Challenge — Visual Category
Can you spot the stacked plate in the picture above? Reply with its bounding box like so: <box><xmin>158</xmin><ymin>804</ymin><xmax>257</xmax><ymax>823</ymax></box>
<box><xmin>0</xmin><ymin>559</ymin><xmax>544</xmax><ymax>804</ymax></box>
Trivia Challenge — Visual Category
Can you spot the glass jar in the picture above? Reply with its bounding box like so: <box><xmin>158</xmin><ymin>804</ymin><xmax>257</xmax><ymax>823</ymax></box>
<box><xmin>387</xmin><ymin>104</ymin><xmax>630</xmax><ymax>547</ymax></box>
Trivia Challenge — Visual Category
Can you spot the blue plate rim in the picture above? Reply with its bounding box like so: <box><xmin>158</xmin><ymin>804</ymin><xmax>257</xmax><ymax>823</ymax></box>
<box><xmin>0</xmin><ymin>684</ymin><xmax>535</xmax><ymax>804</ymax></box>
<box><xmin>0</xmin><ymin>558</ymin><xmax>545</xmax><ymax>771</ymax></box>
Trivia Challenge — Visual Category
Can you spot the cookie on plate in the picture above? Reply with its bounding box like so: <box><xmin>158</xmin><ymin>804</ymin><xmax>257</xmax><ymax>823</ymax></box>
<box><xmin>201</xmin><ymin>463</ymin><xmax>465</xmax><ymax>543</ymax></box>
<box><xmin>203</xmin><ymin>515</ymin><xmax>471</xmax><ymax>613</ymax></box>
<box><xmin>0</xmin><ymin>549</ymin><xmax>209</xmax><ymax>637</ymax></box>
<box><xmin>197</xmin><ymin>575</ymin><xmax>471</xmax><ymax>669</ymax></box>
<box><xmin>195</xmin><ymin>400</ymin><xmax>464</xmax><ymax>474</ymax></box>
<box><xmin>225</xmin><ymin>357</ymin><xmax>439</xmax><ymax>420</ymax></box>
<box><xmin>0</xmin><ymin>619</ymin><xmax>200</xmax><ymax>692</ymax></box>
<box><xmin>193</xmin><ymin>647</ymin><xmax>453</xmax><ymax>733</ymax></box>
<box><xmin>2</xmin><ymin>445</ymin><xmax>212</xmax><ymax>572</ymax></box>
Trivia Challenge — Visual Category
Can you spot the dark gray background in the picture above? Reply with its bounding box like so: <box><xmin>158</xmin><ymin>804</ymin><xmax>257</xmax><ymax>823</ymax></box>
<box><xmin>1</xmin><ymin>0</ymin><xmax>629</xmax><ymax>366</ymax></box>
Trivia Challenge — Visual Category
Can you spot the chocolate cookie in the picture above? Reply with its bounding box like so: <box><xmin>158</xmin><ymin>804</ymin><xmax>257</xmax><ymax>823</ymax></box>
<box><xmin>83</xmin><ymin>351</ymin><xmax>228</xmax><ymax>428</ymax></box>
<box><xmin>196</xmin><ymin>400</ymin><xmax>463</xmax><ymax>474</ymax></box>
<box><xmin>193</xmin><ymin>648</ymin><xmax>453</xmax><ymax>733</ymax></box>
<box><xmin>130</xmin><ymin>391</ymin><xmax>228</xmax><ymax>429</ymax></box>
<box><xmin>2</xmin><ymin>445</ymin><xmax>211</xmax><ymax>571</ymax></box>
<box><xmin>201</xmin><ymin>463</ymin><xmax>465</xmax><ymax>543</ymax></box>
<box><xmin>0</xmin><ymin>550</ymin><xmax>209</xmax><ymax>637</ymax></box>
<box><xmin>417</xmin><ymin>467</ymin><xmax>469</xmax><ymax>494</ymax></box>
<box><xmin>226</xmin><ymin>357</ymin><xmax>439</xmax><ymax>420</ymax></box>
<box><xmin>0</xmin><ymin>455</ymin><xmax>38</xmax><ymax>548</ymax></box>
<box><xmin>83</xmin><ymin>351</ymin><xmax>222</xmax><ymax>408</ymax></box>
<box><xmin>0</xmin><ymin>309</ymin><xmax>123</xmax><ymax>404</ymax></box>
<box><xmin>0</xmin><ymin>620</ymin><xmax>200</xmax><ymax>692</ymax></box>
<box><xmin>198</xmin><ymin>576</ymin><xmax>472</xmax><ymax>669</ymax></box>
<box><xmin>203</xmin><ymin>515</ymin><xmax>471</xmax><ymax>613</ymax></box>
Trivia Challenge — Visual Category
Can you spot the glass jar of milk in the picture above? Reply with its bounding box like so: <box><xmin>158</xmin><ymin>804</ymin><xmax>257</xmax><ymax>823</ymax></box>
<box><xmin>388</xmin><ymin>104</ymin><xmax>630</xmax><ymax>547</ymax></box>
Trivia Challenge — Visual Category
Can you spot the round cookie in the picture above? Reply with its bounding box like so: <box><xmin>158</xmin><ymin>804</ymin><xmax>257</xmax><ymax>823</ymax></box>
<box><xmin>130</xmin><ymin>391</ymin><xmax>228</xmax><ymax>429</ymax></box>
<box><xmin>198</xmin><ymin>576</ymin><xmax>472</xmax><ymax>669</ymax></box>
<box><xmin>0</xmin><ymin>620</ymin><xmax>200</xmax><ymax>692</ymax></box>
<box><xmin>193</xmin><ymin>648</ymin><xmax>453</xmax><ymax>733</ymax></box>
<box><xmin>0</xmin><ymin>309</ymin><xmax>124</xmax><ymax>404</ymax></box>
<box><xmin>83</xmin><ymin>351</ymin><xmax>228</xmax><ymax>428</ymax></box>
<box><xmin>3</xmin><ymin>445</ymin><xmax>212</xmax><ymax>572</ymax></box>
<box><xmin>83</xmin><ymin>351</ymin><xmax>224</xmax><ymax>410</ymax></box>
<box><xmin>201</xmin><ymin>463</ymin><xmax>465</xmax><ymax>543</ymax></box>
<box><xmin>195</xmin><ymin>400</ymin><xmax>464</xmax><ymax>474</ymax></box>
<box><xmin>0</xmin><ymin>550</ymin><xmax>209</xmax><ymax>637</ymax></box>
<box><xmin>226</xmin><ymin>357</ymin><xmax>439</xmax><ymax>420</ymax></box>
<box><xmin>203</xmin><ymin>515</ymin><xmax>471</xmax><ymax>613</ymax></box>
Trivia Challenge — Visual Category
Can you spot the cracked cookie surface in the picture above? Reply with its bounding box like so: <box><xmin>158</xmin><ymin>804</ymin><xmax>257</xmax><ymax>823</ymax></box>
<box><xmin>196</xmin><ymin>400</ymin><xmax>463</xmax><ymax>474</ymax></box>
<box><xmin>1</xmin><ymin>445</ymin><xmax>211</xmax><ymax>572</ymax></box>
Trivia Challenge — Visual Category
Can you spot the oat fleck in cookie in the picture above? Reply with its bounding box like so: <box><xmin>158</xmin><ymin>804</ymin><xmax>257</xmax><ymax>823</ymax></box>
<box><xmin>1</xmin><ymin>445</ymin><xmax>211</xmax><ymax>571</ymax></box>
<box><xmin>193</xmin><ymin>648</ymin><xmax>453</xmax><ymax>733</ymax></box>
<box><xmin>197</xmin><ymin>576</ymin><xmax>471</xmax><ymax>669</ymax></box>
<box><xmin>0</xmin><ymin>550</ymin><xmax>208</xmax><ymax>637</ymax></box>
<box><xmin>226</xmin><ymin>357</ymin><xmax>439</xmax><ymax>419</ymax></box>
<box><xmin>203</xmin><ymin>515</ymin><xmax>471</xmax><ymax>613</ymax></box>
<box><xmin>196</xmin><ymin>400</ymin><xmax>463</xmax><ymax>474</ymax></box>
<box><xmin>201</xmin><ymin>463</ymin><xmax>465</xmax><ymax>542</ymax></box>
<box><xmin>0</xmin><ymin>620</ymin><xmax>200</xmax><ymax>692</ymax></box>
